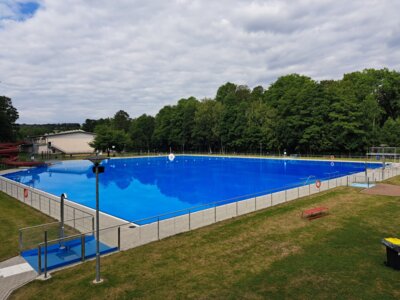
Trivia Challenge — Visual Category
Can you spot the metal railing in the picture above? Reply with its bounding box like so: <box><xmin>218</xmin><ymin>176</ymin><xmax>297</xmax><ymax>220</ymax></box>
<box><xmin>11</xmin><ymin>163</ymin><xmax>400</xmax><ymax>274</ymax></box>
<box><xmin>121</xmin><ymin>151</ymin><xmax>400</xmax><ymax>163</ymax></box>
<box><xmin>19</xmin><ymin>215</ymin><xmax>94</xmax><ymax>253</ymax></box>
<box><xmin>32</xmin><ymin>225</ymin><xmax>120</xmax><ymax>276</ymax></box>
<box><xmin>0</xmin><ymin>175</ymin><xmax>94</xmax><ymax>233</ymax></box>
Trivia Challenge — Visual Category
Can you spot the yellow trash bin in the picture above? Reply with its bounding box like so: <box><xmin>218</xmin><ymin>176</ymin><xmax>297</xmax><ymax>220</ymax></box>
<box><xmin>382</xmin><ymin>238</ymin><xmax>400</xmax><ymax>270</ymax></box>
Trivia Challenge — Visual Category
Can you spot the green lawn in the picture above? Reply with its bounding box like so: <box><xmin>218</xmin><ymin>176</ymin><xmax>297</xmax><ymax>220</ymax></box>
<box><xmin>10</xmin><ymin>184</ymin><xmax>400</xmax><ymax>299</ymax></box>
<box><xmin>0</xmin><ymin>192</ymin><xmax>55</xmax><ymax>261</ymax></box>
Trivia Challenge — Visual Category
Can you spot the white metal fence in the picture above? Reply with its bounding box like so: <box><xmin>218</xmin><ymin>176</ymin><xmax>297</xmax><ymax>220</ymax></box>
<box><xmin>116</xmin><ymin>164</ymin><xmax>400</xmax><ymax>250</ymax></box>
<box><xmin>0</xmin><ymin>176</ymin><xmax>94</xmax><ymax>235</ymax></box>
<box><xmin>2</xmin><ymin>164</ymin><xmax>400</xmax><ymax>256</ymax></box>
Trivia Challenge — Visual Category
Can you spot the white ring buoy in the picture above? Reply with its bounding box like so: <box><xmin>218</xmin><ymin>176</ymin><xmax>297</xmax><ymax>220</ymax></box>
<box><xmin>168</xmin><ymin>153</ymin><xmax>175</xmax><ymax>162</ymax></box>
<box><xmin>316</xmin><ymin>180</ymin><xmax>321</xmax><ymax>188</ymax></box>
<box><xmin>331</xmin><ymin>162</ymin><xmax>334</xmax><ymax>167</ymax></box>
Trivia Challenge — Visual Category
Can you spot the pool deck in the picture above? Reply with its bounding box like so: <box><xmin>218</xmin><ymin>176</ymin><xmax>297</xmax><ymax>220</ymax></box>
<box><xmin>0</xmin><ymin>256</ymin><xmax>37</xmax><ymax>300</ymax></box>
<box><xmin>361</xmin><ymin>183</ymin><xmax>400</xmax><ymax>196</ymax></box>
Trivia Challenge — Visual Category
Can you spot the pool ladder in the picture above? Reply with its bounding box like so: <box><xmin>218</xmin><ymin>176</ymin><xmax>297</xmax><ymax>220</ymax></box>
<box><xmin>303</xmin><ymin>175</ymin><xmax>316</xmax><ymax>185</ymax></box>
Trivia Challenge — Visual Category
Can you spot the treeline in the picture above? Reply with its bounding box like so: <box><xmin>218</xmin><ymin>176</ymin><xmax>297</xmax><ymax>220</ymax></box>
<box><xmin>6</xmin><ymin>68</ymin><xmax>400</xmax><ymax>154</ymax></box>
<box><xmin>19</xmin><ymin>123</ymin><xmax>81</xmax><ymax>138</ymax></box>
<box><xmin>88</xmin><ymin>68</ymin><xmax>400</xmax><ymax>155</ymax></box>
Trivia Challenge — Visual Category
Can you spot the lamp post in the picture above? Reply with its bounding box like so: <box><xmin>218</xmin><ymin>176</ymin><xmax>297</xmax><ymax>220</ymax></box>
<box><xmin>86</xmin><ymin>155</ymin><xmax>106</xmax><ymax>284</ymax></box>
<box><xmin>59</xmin><ymin>193</ymin><xmax>68</xmax><ymax>250</ymax></box>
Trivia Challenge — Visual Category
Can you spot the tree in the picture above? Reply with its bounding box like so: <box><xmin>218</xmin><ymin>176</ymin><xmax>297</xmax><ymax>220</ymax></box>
<box><xmin>153</xmin><ymin>106</ymin><xmax>175</xmax><ymax>151</ymax></box>
<box><xmin>0</xmin><ymin>96</ymin><xmax>19</xmax><ymax>142</ymax></box>
<box><xmin>173</xmin><ymin>97</ymin><xmax>199</xmax><ymax>151</ymax></box>
<box><xmin>243</xmin><ymin>101</ymin><xmax>274</xmax><ymax>152</ymax></box>
<box><xmin>264</xmin><ymin>74</ymin><xmax>322</xmax><ymax>153</ymax></box>
<box><xmin>130</xmin><ymin>114</ymin><xmax>155</xmax><ymax>152</ymax></box>
<box><xmin>380</xmin><ymin>118</ymin><xmax>400</xmax><ymax>146</ymax></box>
<box><xmin>326</xmin><ymin>80</ymin><xmax>366</xmax><ymax>153</ymax></box>
<box><xmin>90</xmin><ymin>125</ymin><xmax>129</xmax><ymax>152</ymax></box>
<box><xmin>82</xmin><ymin>119</ymin><xmax>98</xmax><ymax>132</ymax></box>
<box><xmin>113</xmin><ymin>110</ymin><xmax>131</xmax><ymax>132</ymax></box>
<box><xmin>192</xmin><ymin>99</ymin><xmax>223</xmax><ymax>152</ymax></box>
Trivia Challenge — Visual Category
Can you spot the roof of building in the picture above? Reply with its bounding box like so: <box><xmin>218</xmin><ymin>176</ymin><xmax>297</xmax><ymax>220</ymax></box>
<box><xmin>50</xmin><ymin>139</ymin><xmax>95</xmax><ymax>154</ymax></box>
<box><xmin>43</xmin><ymin>129</ymin><xmax>95</xmax><ymax>137</ymax></box>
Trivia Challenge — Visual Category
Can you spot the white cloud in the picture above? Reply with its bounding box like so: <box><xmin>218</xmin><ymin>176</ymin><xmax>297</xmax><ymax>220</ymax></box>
<box><xmin>0</xmin><ymin>0</ymin><xmax>399</xmax><ymax>123</ymax></box>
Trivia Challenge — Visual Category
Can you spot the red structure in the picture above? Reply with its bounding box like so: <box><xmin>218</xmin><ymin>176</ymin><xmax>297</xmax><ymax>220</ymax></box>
<box><xmin>0</xmin><ymin>142</ymin><xmax>46</xmax><ymax>167</ymax></box>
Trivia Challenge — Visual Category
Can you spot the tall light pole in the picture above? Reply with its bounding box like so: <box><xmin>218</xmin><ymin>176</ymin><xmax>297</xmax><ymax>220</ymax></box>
<box><xmin>86</xmin><ymin>155</ymin><xmax>106</xmax><ymax>284</ymax></box>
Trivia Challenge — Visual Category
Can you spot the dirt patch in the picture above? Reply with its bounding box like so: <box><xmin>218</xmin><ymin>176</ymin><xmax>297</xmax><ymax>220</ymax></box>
<box><xmin>361</xmin><ymin>184</ymin><xmax>400</xmax><ymax>196</ymax></box>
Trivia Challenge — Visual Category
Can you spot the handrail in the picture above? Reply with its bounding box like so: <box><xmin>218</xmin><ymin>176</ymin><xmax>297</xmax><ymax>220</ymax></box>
<box><xmin>29</xmin><ymin>188</ymin><xmax>92</xmax><ymax>217</ymax></box>
<box><xmin>301</xmin><ymin>175</ymin><xmax>316</xmax><ymax>185</ymax></box>
<box><xmin>19</xmin><ymin>216</ymin><xmax>93</xmax><ymax>232</ymax></box>
<box><xmin>38</xmin><ymin>225</ymin><xmax>122</xmax><ymax>246</ymax></box>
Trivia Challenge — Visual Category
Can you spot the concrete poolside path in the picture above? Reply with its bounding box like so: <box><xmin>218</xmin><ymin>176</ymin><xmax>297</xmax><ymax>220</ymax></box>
<box><xmin>361</xmin><ymin>183</ymin><xmax>400</xmax><ymax>197</ymax></box>
<box><xmin>0</xmin><ymin>256</ymin><xmax>37</xmax><ymax>300</ymax></box>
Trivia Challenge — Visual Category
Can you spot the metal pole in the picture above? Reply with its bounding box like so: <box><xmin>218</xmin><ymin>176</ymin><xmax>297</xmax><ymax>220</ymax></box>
<box><xmin>118</xmin><ymin>227</ymin><xmax>121</xmax><ymax>250</ymax></box>
<box><xmin>81</xmin><ymin>234</ymin><xmax>85</xmax><ymax>261</ymax></box>
<box><xmin>365</xmin><ymin>161</ymin><xmax>367</xmax><ymax>182</ymax></box>
<box><xmin>44</xmin><ymin>231</ymin><xmax>48</xmax><ymax>278</ymax></box>
<box><xmin>157</xmin><ymin>217</ymin><xmax>160</xmax><ymax>240</ymax></box>
<box><xmin>236</xmin><ymin>200</ymin><xmax>238</xmax><ymax>216</ymax></box>
<box><xmin>38</xmin><ymin>245</ymin><xmax>42</xmax><ymax>275</ymax></box>
<box><xmin>382</xmin><ymin>156</ymin><xmax>385</xmax><ymax>180</ymax></box>
<box><xmin>60</xmin><ymin>194</ymin><xmax>65</xmax><ymax>244</ymax></box>
<box><xmin>95</xmin><ymin>165</ymin><xmax>101</xmax><ymax>283</ymax></box>
<box><xmin>19</xmin><ymin>230</ymin><xmax>22</xmax><ymax>253</ymax></box>
<box><xmin>188</xmin><ymin>210</ymin><xmax>191</xmax><ymax>230</ymax></box>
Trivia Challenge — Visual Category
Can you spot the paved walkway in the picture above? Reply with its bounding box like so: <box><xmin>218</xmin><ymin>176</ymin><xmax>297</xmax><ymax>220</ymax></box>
<box><xmin>361</xmin><ymin>183</ymin><xmax>400</xmax><ymax>196</ymax></box>
<box><xmin>0</xmin><ymin>256</ymin><xmax>37</xmax><ymax>300</ymax></box>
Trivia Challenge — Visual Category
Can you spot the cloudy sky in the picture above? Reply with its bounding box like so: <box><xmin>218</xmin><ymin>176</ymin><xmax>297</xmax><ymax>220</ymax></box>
<box><xmin>1</xmin><ymin>0</ymin><xmax>399</xmax><ymax>123</ymax></box>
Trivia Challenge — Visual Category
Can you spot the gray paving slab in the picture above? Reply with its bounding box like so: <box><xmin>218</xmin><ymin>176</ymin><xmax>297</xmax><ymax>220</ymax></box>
<box><xmin>0</xmin><ymin>256</ymin><xmax>37</xmax><ymax>300</ymax></box>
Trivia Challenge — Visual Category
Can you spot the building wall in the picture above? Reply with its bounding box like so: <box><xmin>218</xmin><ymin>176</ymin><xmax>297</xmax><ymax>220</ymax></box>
<box><xmin>35</xmin><ymin>132</ymin><xmax>95</xmax><ymax>154</ymax></box>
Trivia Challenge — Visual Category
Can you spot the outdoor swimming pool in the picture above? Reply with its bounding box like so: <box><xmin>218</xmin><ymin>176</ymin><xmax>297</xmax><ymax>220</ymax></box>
<box><xmin>3</xmin><ymin>156</ymin><xmax>380</xmax><ymax>223</ymax></box>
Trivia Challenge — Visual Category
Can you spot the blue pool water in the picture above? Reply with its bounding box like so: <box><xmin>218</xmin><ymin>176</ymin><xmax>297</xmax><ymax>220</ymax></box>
<box><xmin>3</xmin><ymin>156</ymin><xmax>380</xmax><ymax>223</ymax></box>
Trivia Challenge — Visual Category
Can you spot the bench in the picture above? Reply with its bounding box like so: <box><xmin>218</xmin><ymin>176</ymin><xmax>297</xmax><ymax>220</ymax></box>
<box><xmin>302</xmin><ymin>207</ymin><xmax>329</xmax><ymax>220</ymax></box>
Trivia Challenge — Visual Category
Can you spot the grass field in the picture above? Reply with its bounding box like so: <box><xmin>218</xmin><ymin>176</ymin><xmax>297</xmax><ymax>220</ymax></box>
<box><xmin>8</xmin><ymin>183</ymin><xmax>400</xmax><ymax>299</ymax></box>
<box><xmin>0</xmin><ymin>192</ymin><xmax>55</xmax><ymax>261</ymax></box>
